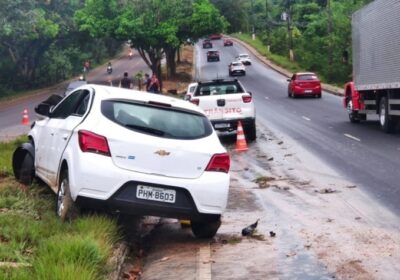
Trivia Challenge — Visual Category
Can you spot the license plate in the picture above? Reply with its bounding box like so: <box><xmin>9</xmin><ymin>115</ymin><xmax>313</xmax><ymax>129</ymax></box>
<box><xmin>215</xmin><ymin>123</ymin><xmax>230</xmax><ymax>128</ymax></box>
<box><xmin>136</xmin><ymin>185</ymin><xmax>176</xmax><ymax>203</ymax></box>
<box><xmin>305</xmin><ymin>90</ymin><xmax>312</xmax><ymax>93</ymax></box>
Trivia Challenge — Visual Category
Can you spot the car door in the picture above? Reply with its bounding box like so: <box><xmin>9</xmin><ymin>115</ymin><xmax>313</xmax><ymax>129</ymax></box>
<box><xmin>42</xmin><ymin>89</ymin><xmax>92</xmax><ymax>187</ymax></box>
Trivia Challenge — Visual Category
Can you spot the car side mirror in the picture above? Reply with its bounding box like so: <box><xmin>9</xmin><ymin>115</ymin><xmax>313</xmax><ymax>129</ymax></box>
<box><xmin>35</xmin><ymin>103</ymin><xmax>51</xmax><ymax>117</ymax></box>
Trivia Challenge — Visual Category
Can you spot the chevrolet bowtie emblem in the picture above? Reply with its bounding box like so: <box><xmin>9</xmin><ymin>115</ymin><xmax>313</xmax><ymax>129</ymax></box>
<box><xmin>155</xmin><ymin>150</ymin><xmax>170</xmax><ymax>156</ymax></box>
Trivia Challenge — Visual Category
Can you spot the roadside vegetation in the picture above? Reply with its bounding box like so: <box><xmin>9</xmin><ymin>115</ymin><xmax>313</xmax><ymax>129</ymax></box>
<box><xmin>212</xmin><ymin>0</ymin><xmax>372</xmax><ymax>85</ymax></box>
<box><xmin>0</xmin><ymin>139</ymin><xmax>121</xmax><ymax>280</ymax></box>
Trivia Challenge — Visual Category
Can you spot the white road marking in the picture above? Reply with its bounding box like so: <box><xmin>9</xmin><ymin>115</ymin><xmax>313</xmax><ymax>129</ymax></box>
<box><xmin>197</xmin><ymin>243</ymin><xmax>212</xmax><ymax>280</ymax></box>
<box><xmin>302</xmin><ymin>116</ymin><xmax>311</xmax><ymax>121</ymax></box>
<box><xmin>344</xmin><ymin>133</ymin><xmax>361</xmax><ymax>142</ymax></box>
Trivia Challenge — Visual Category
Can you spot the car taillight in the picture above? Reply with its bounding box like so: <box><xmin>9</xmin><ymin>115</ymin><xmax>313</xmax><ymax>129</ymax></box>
<box><xmin>206</xmin><ymin>153</ymin><xmax>230</xmax><ymax>173</ymax></box>
<box><xmin>242</xmin><ymin>95</ymin><xmax>252</xmax><ymax>103</ymax></box>
<box><xmin>78</xmin><ymin>130</ymin><xmax>111</xmax><ymax>156</ymax></box>
<box><xmin>190</xmin><ymin>98</ymin><xmax>200</xmax><ymax>106</ymax></box>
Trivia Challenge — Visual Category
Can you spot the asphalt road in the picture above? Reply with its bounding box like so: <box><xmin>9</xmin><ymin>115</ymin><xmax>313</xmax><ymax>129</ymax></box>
<box><xmin>195</xmin><ymin>39</ymin><xmax>400</xmax><ymax>214</ymax></box>
<box><xmin>0</xmin><ymin>49</ymin><xmax>150</xmax><ymax>141</ymax></box>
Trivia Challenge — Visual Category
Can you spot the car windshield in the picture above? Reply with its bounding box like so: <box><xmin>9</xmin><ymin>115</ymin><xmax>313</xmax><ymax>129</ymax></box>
<box><xmin>101</xmin><ymin>100</ymin><xmax>212</xmax><ymax>140</ymax></box>
<box><xmin>297</xmin><ymin>74</ymin><xmax>318</xmax><ymax>81</ymax></box>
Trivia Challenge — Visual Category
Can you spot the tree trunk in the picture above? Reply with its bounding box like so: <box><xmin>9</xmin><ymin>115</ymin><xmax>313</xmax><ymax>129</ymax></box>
<box><xmin>165</xmin><ymin>47</ymin><xmax>177</xmax><ymax>79</ymax></box>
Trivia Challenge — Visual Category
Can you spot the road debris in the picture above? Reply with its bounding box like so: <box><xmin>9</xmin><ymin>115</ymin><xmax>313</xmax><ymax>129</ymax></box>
<box><xmin>254</xmin><ymin>176</ymin><xmax>275</xmax><ymax>189</ymax></box>
<box><xmin>269</xmin><ymin>231</ymin><xmax>276</xmax><ymax>237</ymax></box>
<box><xmin>315</xmin><ymin>188</ymin><xmax>338</xmax><ymax>194</ymax></box>
<box><xmin>277</xmin><ymin>141</ymin><xmax>284</xmax><ymax>145</ymax></box>
<box><xmin>267</xmin><ymin>157</ymin><xmax>274</xmax><ymax>161</ymax></box>
<box><xmin>346</xmin><ymin>185</ymin><xmax>357</xmax><ymax>189</ymax></box>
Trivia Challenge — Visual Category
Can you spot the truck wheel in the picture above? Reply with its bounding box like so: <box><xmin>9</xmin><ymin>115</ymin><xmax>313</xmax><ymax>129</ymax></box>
<box><xmin>56</xmin><ymin>169</ymin><xmax>79</xmax><ymax>222</ymax></box>
<box><xmin>191</xmin><ymin>215</ymin><xmax>221</xmax><ymax>238</ymax></box>
<box><xmin>347</xmin><ymin>100</ymin><xmax>360</xmax><ymax>123</ymax></box>
<box><xmin>244</xmin><ymin>120</ymin><xmax>256</xmax><ymax>142</ymax></box>
<box><xmin>379</xmin><ymin>97</ymin><xmax>397</xmax><ymax>133</ymax></box>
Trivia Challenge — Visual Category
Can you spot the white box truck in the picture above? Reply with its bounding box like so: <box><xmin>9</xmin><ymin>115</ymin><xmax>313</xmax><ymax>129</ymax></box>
<box><xmin>344</xmin><ymin>0</ymin><xmax>400</xmax><ymax>133</ymax></box>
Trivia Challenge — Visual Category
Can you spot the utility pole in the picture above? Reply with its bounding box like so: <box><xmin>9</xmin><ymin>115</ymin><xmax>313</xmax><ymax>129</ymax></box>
<box><xmin>286</xmin><ymin>0</ymin><xmax>294</xmax><ymax>61</ymax></box>
<box><xmin>251</xmin><ymin>0</ymin><xmax>255</xmax><ymax>40</ymax></box>
<box><xmin>327</xmin><ymin>0</ymin><xmax>333</xmax><ymax>80</ymax></box>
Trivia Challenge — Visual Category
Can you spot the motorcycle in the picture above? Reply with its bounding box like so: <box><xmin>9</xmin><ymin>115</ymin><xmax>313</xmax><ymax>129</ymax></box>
<box><xmin>107</xmin><ymin>65</ymin><xmax>112</xmax><ymax>74</ymax></box>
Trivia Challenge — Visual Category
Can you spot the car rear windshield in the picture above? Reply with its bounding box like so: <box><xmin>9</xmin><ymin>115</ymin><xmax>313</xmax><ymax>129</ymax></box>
<box><xmin>297</xmin><ymin>74</ymin><xmax>318</xmax><ymax>81</ymax></box>
<box><xmin>194</xmin><ymin>82</ymin><xmax>245</xmax><ymax>96</ymax></box>
<box><xmin>208</xmin><ymin>51</ymin><xmax>218</xmax><ymax>55</ymax></box>
<box><xmin>101</xmin><ymin>100</ymin><xmax>213</xmax><ymax>140</ymax></box>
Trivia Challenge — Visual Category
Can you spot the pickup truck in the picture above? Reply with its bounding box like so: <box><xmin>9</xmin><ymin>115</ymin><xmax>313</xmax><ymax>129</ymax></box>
<box><xmin>188</xmin><ymin>79</ymin><xmax>256</xmax><ymax>141</ymax></box>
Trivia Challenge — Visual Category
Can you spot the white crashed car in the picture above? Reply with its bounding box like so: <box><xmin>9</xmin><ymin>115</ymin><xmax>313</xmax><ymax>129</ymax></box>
<box><xmin>12</xmin><ymin>85</ymin><xmax>230</xmax><ymax>238</ymax></box>
<box><xmin>236</xmin><ymin>53</ymin><xmax>252</xmax><ymax>65</ymax></box>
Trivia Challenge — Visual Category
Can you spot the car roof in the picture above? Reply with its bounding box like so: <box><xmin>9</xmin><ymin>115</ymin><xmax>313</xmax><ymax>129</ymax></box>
<box><xmin>238</xmin><ymin>53</ymin><xmax>249</xmax><ymax>56</ymax></box>
<box><xmin>81</xmin><ymin>85</ymin><xmax>206</xmax><ymax>114</ymax></box>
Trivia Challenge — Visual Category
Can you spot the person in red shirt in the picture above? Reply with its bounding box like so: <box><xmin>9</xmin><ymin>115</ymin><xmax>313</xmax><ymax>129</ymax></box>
<box><xmin>148</xmin><ymin>73</ymin><xmax>160</xmax><ymax>93</ymax></box>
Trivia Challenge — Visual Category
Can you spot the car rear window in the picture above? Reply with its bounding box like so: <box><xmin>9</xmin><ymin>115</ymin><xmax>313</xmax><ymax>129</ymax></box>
<box><xmin>194</xmin><ymin>82</ymin><xmax>244</xmax><ymax>96</ymax></box>
<box><xmin>297</xmin><ymin>74</ymin><xmax>318</xmax><ymax>81</ymax></box>
<box><xmin>101</xmin><ymin>100</ymin><xmax>213</xmax><ymax>140</ymax></box>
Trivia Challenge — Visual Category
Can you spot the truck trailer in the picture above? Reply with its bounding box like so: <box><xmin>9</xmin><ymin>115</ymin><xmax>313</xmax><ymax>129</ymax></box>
<box><xmin>344</xmin><ymin>0</ymin><xmax>400</xmax><ymax>133</ymax></box>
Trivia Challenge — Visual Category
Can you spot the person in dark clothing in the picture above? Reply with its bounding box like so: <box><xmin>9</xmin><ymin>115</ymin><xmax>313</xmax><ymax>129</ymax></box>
<box><xmin>120</xmin><ymin>72</ymin><xmax>132</xmax><ymax>89</ymax></box>
<box><xmin>148</xmin><ymin>73</ymin><xmax>160</xmax><ymax>93</ymax></box>
<box><xmin>144</xmin><ymin>73</ymin><xmax>151</xmax><ymax>91</ymax></box>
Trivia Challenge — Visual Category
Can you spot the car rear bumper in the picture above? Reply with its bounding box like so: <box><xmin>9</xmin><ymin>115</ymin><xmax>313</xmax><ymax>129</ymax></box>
<box><xmin>293</xmin><ymin>89</ymin><xmax>322</xmax><ymax>96</ymax></box>
<box><xmin>76</xmin><ymin>181</ymin><xmax>203</xmax><ymax>219</ymax></box>
<box><xmin>69</xmin><ymin>153</ymin><xmax>230</xmax><ymax>217</ymax></box>
<box><xmin>230</xmin><ymin>70</ymin><xmax>245</xmax><ymax>75</ymax></box>
<box><xmin>211</xmin><ymin>117</ymin><xmax>255</xmax><ymax>132</ymax></box>
<box><xmin>207</xmin><ymin>57</ymin><xmax>220</xmax><ymax>61</ymax></box>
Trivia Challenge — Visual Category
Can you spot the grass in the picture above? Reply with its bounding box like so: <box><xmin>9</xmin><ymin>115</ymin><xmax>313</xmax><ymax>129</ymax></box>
<box><xmin>0</xmin><ymin>138</ymin><xmax>121</xmax><ymax>280</ymax></box>
<box><xmin>231</xmin><ymin>33</ymin><xmax>303</xmax><ymax>74</ymax></box>
<box><xmin>0</xmin><ymin>136</ymin><xmax>28</xmax><ymax>177</ymax></box>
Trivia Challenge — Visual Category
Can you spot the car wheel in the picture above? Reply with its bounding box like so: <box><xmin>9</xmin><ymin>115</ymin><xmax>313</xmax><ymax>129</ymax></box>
<box><xmin>56</xmin><ymin>169</ymin><xmax>79</xmax><ymax>222</ymax></box>
<box><xmin>244</xmin><ymin>120</ymin><xmax>256</xmax><ymax>142</ymax></box>
<box><xmin>379</xmin><ymin>96</ymin><xmax>397</xmax><ymax>133</ymax></box>
<box><xmin>243</xmin><ymin>72</ymin><xmax>246</xmax><ymax>76</ymax></box>
<box><xmin>317</xmin><ymin>94</ymin><xmax>322</xmax><ymax>98</ymax></box>
<box><xmin>19</xmin><ymin>153</ymin><xmax>34</xmax><ymax>185</ymax></box>
<box><xmin>191</xmin><ymin>215</ymin><xmax>221</xmax><ymax>238</ymax></box>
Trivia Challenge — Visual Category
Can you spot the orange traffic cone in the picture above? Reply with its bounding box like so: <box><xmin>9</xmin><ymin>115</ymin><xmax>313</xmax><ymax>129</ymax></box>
<box><xmin>235</xmin><ymin>121</ymin><xmax>248</xmax><ymax>152</ymax></box>
<box><xmin>22</xmin><ymin>109</ymin><xmax>29</xmax><ymax>125</ymax></box>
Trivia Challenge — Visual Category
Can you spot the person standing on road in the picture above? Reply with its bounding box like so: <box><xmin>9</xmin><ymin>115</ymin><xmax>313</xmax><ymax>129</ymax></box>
<box><xmin>144</xmin><ymin>73</ymin><xmax>151</xmax><ymax>91</ymax></box>
<box><xmin>148</xmin><ymin>73</ymin><xmax>160</xmax><ymax>93</ymax></box>
<box><xmin>119</xmin><ymin>72</ymin><xmax>133</xmax><ymax>89</ymax></box>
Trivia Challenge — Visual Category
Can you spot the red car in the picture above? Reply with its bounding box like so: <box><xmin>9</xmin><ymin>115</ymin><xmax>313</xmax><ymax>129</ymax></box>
<box><xmin>209</xmin><ymin>33</ymin><xmax>222</xmax><ymax>40</ymax></box>
<box><xmin>223</xmin><ymin>39</ymin><xmax>233</xmax><ymax>46</ymax></box>
<box><xmin>287</xmin><ymin>72</ymin><xmax>322</xmax><ymax>98</ymax></box>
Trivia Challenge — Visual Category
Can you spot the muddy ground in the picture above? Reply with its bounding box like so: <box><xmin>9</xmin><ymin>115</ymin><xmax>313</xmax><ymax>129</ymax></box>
<box><xmin>120</xmin><ymin>123</ymin><xmax>400</xmax><ymax>280</ymax></box>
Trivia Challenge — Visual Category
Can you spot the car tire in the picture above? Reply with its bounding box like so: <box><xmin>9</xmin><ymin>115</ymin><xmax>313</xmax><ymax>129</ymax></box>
<box><xmin>19</xmin><ymin>153</ymin><xmax>34</xmax><ymax>185</ymax></box>
<box><xmin>191</xmin><ymin>215</ymin><xmax>221</xmax><ymax>238</ymax></box>
<box><xmin>347</xmin><ymin>100</ymin><xmax>360</xmax><ymax>123</ymax></box>
<box><xmin>379</xmin><ymin>96</ymin><xmax>397</xmax><ymax>133</ymax></box>
<box><xmin>243</xmin><ymin>72</ymin><xmax>246</xmax><ymax>76</ymax></box>
<box><xmin>244</xmin><ymin>120</ymin><xmax>256</xmax><ymax>141</ymax></box>
<box><xmin>56</xmin><ymin>169</ymin><xmax>79</xmax><ymax>222</ymax></box>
